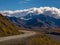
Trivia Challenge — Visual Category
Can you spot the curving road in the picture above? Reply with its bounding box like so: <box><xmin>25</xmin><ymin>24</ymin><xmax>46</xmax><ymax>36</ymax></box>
<box><xmin>0</xmin><ymin>30</ymin><xmax>60</xmax><ymax>45</ymax></box>
<box><xmin>0</xmin><ymin>30</ymin><xmax>37</xmax><ymax>45</ymax></box>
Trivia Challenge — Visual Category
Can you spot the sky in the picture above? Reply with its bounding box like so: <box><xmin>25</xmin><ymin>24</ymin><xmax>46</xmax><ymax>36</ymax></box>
<box><xmin>0</xmin><ymin>0</ymin><xmax>60</xmax><ymax>10</ymax></box>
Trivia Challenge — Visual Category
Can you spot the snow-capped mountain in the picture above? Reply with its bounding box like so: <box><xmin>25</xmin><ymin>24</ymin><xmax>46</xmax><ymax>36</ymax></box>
<box><xmin>0</xmin><ymin>7</ymin><xmax>60</xmax><ymax>29</ymax></box>
<box><xmin>5</xmin><ymin>13</ymin><xmax>60</xmax><ymax>29</ymax></box>
<box><xmin>1</xmin><ymin>7</ymin><xmax>60</xmax><ymax>18</ymax></box>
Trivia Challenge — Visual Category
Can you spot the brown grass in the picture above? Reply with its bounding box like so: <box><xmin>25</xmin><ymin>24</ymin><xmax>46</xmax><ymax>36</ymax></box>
<box><xmin>18</xmin><ymin>33</ymin><xmax>60</xmax><ymax>45</ymax></box>
<box><xmin>0</xmin><ymin>14</ymin><xmax>24</xmax><ymax>37</ymax></box>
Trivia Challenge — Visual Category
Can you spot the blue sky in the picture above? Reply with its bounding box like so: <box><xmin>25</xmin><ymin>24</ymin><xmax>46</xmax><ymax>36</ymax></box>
<box><xmin>0</xmin><ymin>0</ymin><xmax>60</xmax><ymax>10</ymax></box>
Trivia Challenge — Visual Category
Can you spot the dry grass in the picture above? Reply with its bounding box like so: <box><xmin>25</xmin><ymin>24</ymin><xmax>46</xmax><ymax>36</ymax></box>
<box><xmin>0</xmin><ymin>14</ymin><xmax>24</xmax><ymax>37</ymax></box>
<box><xmin>18</xmin><ymin>33</ymin><xmax>60</xmax><ymax>45</ymax></box>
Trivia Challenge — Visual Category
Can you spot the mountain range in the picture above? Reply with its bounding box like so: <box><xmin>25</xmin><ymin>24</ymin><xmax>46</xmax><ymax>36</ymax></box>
<box><xmin>5</xmin><ymin>13</ymin><xmax>60</xmax><ymax>28</ymax></box>
<box><xmin>0</xmin><ymin>7</ymin><xmax>60</xmax><ymax>33</ymax></box>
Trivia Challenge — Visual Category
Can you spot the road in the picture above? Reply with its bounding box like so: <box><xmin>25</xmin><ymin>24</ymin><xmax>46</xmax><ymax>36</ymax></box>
<box><xmin>0</xmin><ymin>30</ymin><xmax>60</xmax><ymax>45</ymax></box>
<box><xmin>0</xmin><ymin>30</ymin><xmax>37</xmax><ymax>45</ymax></box>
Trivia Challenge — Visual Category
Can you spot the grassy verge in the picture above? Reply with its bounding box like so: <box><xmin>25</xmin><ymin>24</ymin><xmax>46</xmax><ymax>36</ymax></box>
<box><xmin>19</xmin><ymin>33</ymin><xmax>60</xmax><ymax>45</ymax></box>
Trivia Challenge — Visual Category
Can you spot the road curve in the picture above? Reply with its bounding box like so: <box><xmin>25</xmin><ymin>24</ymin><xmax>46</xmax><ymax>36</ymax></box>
<box><xmin>0</xmin><ymin>30</ymin><xmax>37</xmax><ymax>45</ymax></box>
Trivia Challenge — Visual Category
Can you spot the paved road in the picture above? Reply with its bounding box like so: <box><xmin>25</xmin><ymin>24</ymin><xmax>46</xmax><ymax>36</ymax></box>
<box><xmin>0</xmin><ymin>30</ymin><xmax>37</xmax><ymax>45</ymax></box>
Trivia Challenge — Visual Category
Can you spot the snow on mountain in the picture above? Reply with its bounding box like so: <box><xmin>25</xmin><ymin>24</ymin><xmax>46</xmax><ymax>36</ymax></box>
<box><xmin>0</xmin><ymin>7</ymin><xmax>60</xmax><ymax>29</ymax></box>
<box><xmin>0</xmin><ymin>7</ymin><xmax>60</xmax><ymax>19</ymax></box>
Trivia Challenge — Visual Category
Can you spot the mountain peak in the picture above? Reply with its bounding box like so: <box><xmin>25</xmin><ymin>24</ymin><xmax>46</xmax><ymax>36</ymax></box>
<box><xmin>0</xmin><ymin>7</ymin><xmax>60</xmax><ymax>19</ymax></box>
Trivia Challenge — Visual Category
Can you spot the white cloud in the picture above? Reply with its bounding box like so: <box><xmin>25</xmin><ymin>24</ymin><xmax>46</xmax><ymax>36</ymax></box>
<box><xmin>19</xmin><ymin>0</ymin><xmax>31</xmax><ymax>4</ymax></box>
<box><xmin>0</xmin><ymin>7</ymin><xmax>60</xmax><ymax>19</ymax></box>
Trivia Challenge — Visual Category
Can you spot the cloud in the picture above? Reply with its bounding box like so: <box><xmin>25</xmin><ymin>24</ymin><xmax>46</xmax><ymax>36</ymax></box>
<box><xmin>19</xmin><ymin>0</ymin><xmax>31</xmax><ymax>4</ymax></box>
<box><xmin>0</xmin><ymin>7</ymin><xmax>60</xmax><ymax>19</ymax></box>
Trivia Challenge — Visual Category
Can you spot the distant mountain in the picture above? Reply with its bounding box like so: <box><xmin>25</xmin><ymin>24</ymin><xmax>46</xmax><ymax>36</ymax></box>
<box><xmin>5</xmin><ymin>16</ymin><xmax>25</xmax><ymax>27</ymax></box>
<box><xmin>1</xmin><ymin>7</ymin><xmax>60</xmax><ymax>18</ymax></box>
<box><xmin>1</xmin><ymin>7</ymin><xmax>60</xmax><ymax>33</ymax></box>
<box><xmin>5</xmin><ymin>13</ymin><xmax>60</xmax><ymax>29</ymax></box>
<box><xmin>23</xmin><ymin>13</ymin><xmax>60</xmax><ymax>27</ymax></box>
<box><xmin>0</xmin><ymin>14</ymin><xmax>22</xmax><ymax>37</ymax></box>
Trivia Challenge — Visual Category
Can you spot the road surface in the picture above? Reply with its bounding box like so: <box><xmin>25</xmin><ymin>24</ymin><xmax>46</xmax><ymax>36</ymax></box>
<box><xmin>0</xmin><ymin>30</ymin><xmax>37</xmax><ymax>45</ymax></box>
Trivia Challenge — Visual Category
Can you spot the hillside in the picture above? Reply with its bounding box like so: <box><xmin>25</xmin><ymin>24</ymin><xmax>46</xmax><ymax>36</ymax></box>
<box><xmin>0</xmin><ymin>14</ymin><xmax>23</xmax><ymax>37</ymax></box>
<box><xmin>18</xmin><ymin>33</ymin><xmax>60</xmax><ymax>45</ymax></box>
